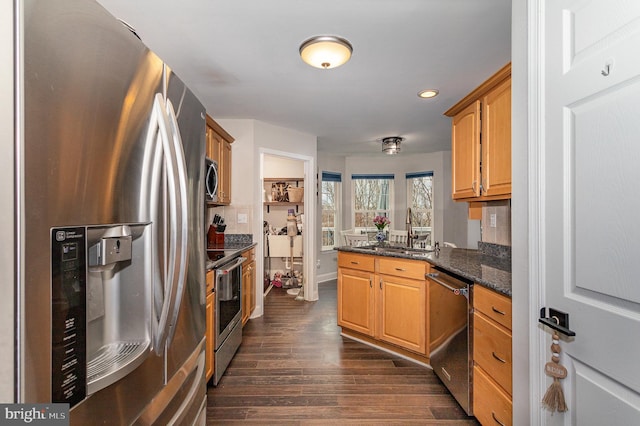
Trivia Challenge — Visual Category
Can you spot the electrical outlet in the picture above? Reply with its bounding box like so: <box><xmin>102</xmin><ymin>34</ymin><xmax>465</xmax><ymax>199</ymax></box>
<box><xmin>490</xmin><ymin>213</ymin><xmax>497</xmax><ymax>228</ymax></box>
<box><xmin>237</xmin><ymin>213</ymin><xmax>248</xmax><ymax>224</ymax></box>
<box><xmin>316</xmin><ymin>259</ymin><xmax>321</xmax><ymax>269</ymax></box>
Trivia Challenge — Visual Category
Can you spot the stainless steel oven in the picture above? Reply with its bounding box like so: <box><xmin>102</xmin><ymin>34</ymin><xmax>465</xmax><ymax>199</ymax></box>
<box><xmin>213</xmin><ymin>254</ymin><xmax>245</xmax><ymax>385</ymax></box>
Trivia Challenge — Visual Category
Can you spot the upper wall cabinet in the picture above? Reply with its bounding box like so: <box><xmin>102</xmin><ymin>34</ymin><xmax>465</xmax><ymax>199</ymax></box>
<box><xmin>206</xmin><ymin>115</ymin><xmax>234</xmax><ymax>205</ymax></box>
<box><xmin>445</xmin><ymin>63</ymin><xmax>511</xmax><ymax>201</ymax></box>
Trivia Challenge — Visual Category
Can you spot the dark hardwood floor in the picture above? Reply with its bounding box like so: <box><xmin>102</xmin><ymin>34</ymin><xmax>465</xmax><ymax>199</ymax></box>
<box><xmin>206</xmin><ymin>280</ymin><xmax>479</xmax><ymax>425</ymax></box>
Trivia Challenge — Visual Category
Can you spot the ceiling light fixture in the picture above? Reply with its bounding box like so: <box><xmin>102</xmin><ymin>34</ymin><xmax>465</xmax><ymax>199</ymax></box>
<box><xmin>381</xmin><ymin>136</ymin><xmax>403</xmax><ymax>155</ymax></box>
<box><xmin>299</xmin><ymin>35</ymin><xmax>353</xmax><ymax>69</ymax></box>
<box><xmin>418</xmin><ymin>89</ymin><xmax>439</xmax><ymax>99</ymax></box>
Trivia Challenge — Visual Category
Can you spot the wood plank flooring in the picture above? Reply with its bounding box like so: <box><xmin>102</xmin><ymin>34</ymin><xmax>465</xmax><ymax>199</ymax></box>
<box><xmin>207</xmin><ymin>281</ymin><xmax>479</xmax><ymax>425</ymax></box>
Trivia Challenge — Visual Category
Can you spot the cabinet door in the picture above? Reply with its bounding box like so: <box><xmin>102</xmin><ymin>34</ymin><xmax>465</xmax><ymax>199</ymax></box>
<box><xmin>451</xmin><ymin>101</ymin><xmax>481</xmax><ymax>199</ymax></box>
<box><xmin>205</xmin><ymin>292</ymin><xmax>214</xmax><ymax>382</ymax></box>
<box><xmin>482</xmin><ymin>78</ymin><xmax>511</xmax><ymax>197</ymax></box>
<box><xmin>248</xmin><ymin>261</ymin><xmax>256</xmax><ymax>313</ymax></box>
<box><xmin>377</xmin><ymin>274</ymin><xmax>426</xmax><ymax>354</ymax></box>
<box><xmin>242</xmin><ymin>260</ymin><xmax>255</xmax><ymax>326</ymax></box>
<box><xmin>337</xmin><ymin>268</ymin><xmax>375</xmax><ymax>336</ymax></box>
<box><xmin>218</xmin><ymin>139</ymin><xmax>232</xmax><ymax>204</ymax></box>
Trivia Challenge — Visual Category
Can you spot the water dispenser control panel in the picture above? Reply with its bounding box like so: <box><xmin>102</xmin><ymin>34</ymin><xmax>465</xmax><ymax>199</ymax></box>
<box><xmin>51</xmin><ymin>227</ymin><xmax>87</xmax><ymax>408</ymax></box>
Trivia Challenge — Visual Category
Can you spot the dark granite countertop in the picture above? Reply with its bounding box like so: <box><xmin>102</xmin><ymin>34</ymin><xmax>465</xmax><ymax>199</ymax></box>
<box><xmin>337</xmin><ymin>242</ymin><xmax>512</xmax><ymax>297</ymax></box>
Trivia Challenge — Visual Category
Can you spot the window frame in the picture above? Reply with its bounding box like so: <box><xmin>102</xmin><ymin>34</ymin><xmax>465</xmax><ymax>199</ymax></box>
<box><xmin>320</xmin><ymin>171</ymin><xmax>341</xmax><ymax>251</ymax></box>
<box><xmin>406</xmin><ymin>171</ymin><xmax>434</xmax><ymax>246</ymax></box>
<box><xmin>351</xmin><ymin>174</ymin><xmax>394</xmax><ymax>234</ymax></box>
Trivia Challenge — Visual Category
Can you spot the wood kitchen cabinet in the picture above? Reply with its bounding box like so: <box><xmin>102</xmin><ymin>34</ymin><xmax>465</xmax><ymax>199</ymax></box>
<box><xmin>241</xmin><ymin>248</ymin><xmax>256</xmax><ymax>326</ymax></box>
<box><xmin>337</xmin><ymin>252</ymin><xmax>429</xmax><ymax>357</ymax></box>
<box><xmin>377</xmin><ymin>257</ymin><xmax>427</xmax><ymax>354</ymax></box>
<box><xmin>205</xmin><ymin>115</ymin><xmax>234</xmax><ymax>205</ymax></box>
<box><xmin>337</xmin><ymin>253</ymin><xmax>375</xmax><ymax>336</ymax></box>
<box><xmin>445</xmin><ymin>63</ymin><xmax>511</xmax><ymax>201</ymax></box>
<box><xmin>473</xmin><ymin>284</ymin><xmax>512</xmax><ymax>426</ymax></box>
<box><xmin>205</xmin><ymin>270</ymin><xmax>214</xmax><ymax>382</ymax></box>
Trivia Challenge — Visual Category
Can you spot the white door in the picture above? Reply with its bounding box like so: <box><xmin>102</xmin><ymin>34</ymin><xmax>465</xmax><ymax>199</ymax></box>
<box><xmin>540</xmin><ymin>1</ymin><xmax>640</xmax><ymax>424</ymax></box>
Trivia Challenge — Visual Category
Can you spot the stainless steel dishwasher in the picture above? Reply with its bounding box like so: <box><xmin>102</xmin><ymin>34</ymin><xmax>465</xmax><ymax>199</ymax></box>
<box><xmin>426</xmin><ymin>266</ymin><xmax>474</xmax><ymax>415</ymax></box>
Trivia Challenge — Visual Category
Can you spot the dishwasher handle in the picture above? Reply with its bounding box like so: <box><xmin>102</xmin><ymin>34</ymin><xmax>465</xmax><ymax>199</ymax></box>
<box><xmin>426</xmin><ymin>272</ymin><xmax>469</xmax><ymax>298</ymax></box>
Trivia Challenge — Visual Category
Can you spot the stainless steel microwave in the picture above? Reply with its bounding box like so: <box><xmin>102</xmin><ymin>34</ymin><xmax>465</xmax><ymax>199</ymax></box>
<box><xmin>205</xmin><ymin>157</ymin><xmax>218</xmax><ymax>203</ymax></box>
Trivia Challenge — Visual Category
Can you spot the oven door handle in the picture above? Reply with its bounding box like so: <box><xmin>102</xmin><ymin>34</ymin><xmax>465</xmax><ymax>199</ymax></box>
<box><xmin>426</xmin><ymin>272</ymin><xmax>469</xmax><ymax>298</ymax></box>
<box><xmin>216</xmin><ymin>257</ymin><xmax>246</xmax><ymax>276</ymax></box>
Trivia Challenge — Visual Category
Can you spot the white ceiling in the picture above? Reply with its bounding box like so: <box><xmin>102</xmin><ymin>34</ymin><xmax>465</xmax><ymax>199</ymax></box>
<box><xmin>97</xmin><ymin>0</ymin><xmax>511</xmax><ymax>156</ymax></box>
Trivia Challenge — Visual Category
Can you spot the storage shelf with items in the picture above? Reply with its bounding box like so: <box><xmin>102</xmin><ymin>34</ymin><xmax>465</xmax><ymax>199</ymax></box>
<box><xmin>263</xmin><ymin>178</ymin><xmax>304</xmax><ymax>293</ymax></box>
<box><xmin>263</xmin><ymin>178</ymin><xmax>304</xmax><ymax>213</ymax></box>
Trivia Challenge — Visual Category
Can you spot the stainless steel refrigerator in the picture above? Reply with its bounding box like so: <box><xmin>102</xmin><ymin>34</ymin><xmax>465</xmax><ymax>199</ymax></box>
<box><xmin>16</xmin><ymin>0</ymin><xmax>207</xmax><ymax>424</ymax></box>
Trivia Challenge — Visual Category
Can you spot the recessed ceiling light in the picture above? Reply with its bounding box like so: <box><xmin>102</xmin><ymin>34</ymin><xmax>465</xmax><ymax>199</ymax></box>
<box><xmin>299</xmin><ymin>35</ymin><xmax>353</xmax><ymax>69</ymax></box>
<box><xmin>418</xmin><ymin>89</ymin><xmax>439</xmax><ymax>99</ymax></box>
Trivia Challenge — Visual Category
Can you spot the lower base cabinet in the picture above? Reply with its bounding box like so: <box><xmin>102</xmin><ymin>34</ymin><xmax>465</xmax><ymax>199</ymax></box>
<box><xmin>473</xmin><ymin>284</ymin><xmax>512</xmax><ymax>425</ymax></box>
<box><xmin>242</xmin><ymin>248</ymin><xmax>256</xmax><ymax>326</ymax></box>
<box><xmin>205</xmin><ymin>291</ymin><xmax>214</xmax><ymax>382</ymax></box>
<box><xmin>337</xmin><ymin>252</ymin><xmax>428</xmax><ymax>356</ymax></box>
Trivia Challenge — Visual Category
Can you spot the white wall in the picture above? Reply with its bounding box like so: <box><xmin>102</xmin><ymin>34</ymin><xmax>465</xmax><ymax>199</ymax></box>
<box><xmin>343</xmin><ymin>151</ymin><xmax>474</xmax><ymax>248</ymax></box>
<box><xmin>1</xmin><ymin>0</ymin><xmax>15</xmax><ymax>402</ymax></box>
<box><xmin>264</xmin><ymin>155</ymin><xmax>304</xmax><ymax>178</ymax></box>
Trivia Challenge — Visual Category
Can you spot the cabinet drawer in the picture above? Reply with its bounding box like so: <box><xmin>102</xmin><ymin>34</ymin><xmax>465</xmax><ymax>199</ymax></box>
<box><xmin>378</xmin><ymin>257</ymin><xmax>426</xmax><ymax>281</ymax></box>
<box><xmin>473</xmin><ymin>365</ymin><xmax>512</xmax><ymax>426</ymax></box>
<box><xmin>474</xmin><ymin>285</ymin><xmax>512</xmax><ymax>331</ymax></box>
<box><xmin>338</xmin><ymin>252</ymin><xmax>375</xmax><ymax>272</ymax></box>
<box><xmin>473</xmin><ymin>312</ymin><xmax>512</xmax><ymax>395</ymax></box>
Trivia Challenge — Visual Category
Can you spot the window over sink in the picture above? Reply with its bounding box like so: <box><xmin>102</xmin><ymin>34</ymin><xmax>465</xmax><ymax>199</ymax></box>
<box><xmin>352</xmin><ymin>173</ymin><xmax>394</xmax><ymax>233</ymax></box>
<box><xmin>407</xmin><ymin>171</ymin><xmax>433</xmax><ymax>246</ymax></box>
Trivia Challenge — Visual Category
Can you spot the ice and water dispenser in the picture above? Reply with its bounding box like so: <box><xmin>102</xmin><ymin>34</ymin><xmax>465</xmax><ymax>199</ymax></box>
<box><xmin>51</xmin><ymin>223</ymin><xmax>151</xmax><ymax>407</ymax></box>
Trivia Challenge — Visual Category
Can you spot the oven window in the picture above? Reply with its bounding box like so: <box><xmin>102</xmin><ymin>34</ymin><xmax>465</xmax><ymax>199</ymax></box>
<box><xmin>217</xmin><ymin>266</ymin><xmax>241</xmax><ymax>336</ymax></box>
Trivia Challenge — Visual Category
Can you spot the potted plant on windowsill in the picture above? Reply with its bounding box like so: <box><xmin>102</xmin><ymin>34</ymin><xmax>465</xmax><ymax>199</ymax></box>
<box><xmin>373</xmin><ymin>215</ymin><xmax>390</xmax><ymax>244</ymax></box>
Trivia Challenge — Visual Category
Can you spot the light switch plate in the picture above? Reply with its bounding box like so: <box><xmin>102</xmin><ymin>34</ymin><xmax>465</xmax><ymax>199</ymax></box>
<box><xmin>490</xmin><ymin>213</ymin><xmax>497</xmax><ymax>228</ymax></box>
<box><xmin>237</xmin><ymin>213</ymin><xmax>248</xmax><ymax>224</ymax></box>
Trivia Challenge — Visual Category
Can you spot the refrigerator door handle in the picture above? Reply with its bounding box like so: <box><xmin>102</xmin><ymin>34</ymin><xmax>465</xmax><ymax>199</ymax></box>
<box><xmin>163</xmin><ymin>98</ymin><xmax>189</xmax><ymax>347</ymax></box>
<box><xmin>147</xmin><ymin>93</ymin><xmax>181</xmax><ymax>356</ymax></box>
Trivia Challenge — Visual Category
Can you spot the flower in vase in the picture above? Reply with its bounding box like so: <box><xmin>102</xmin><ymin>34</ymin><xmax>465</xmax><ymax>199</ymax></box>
<box><xmin>373</xmin><ymin>215</ymin><xmax>390</xmax><ymax>231</ymax></box>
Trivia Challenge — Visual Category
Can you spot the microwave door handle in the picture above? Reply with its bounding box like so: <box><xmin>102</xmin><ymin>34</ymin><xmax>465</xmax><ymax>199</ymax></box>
<box><xmin>212</xmin><ymin>162</ymin><xmax>218</xmax><ymax>197</ymax></box>
<box><xmin>163</xmin><ymin>98</ymin><xmax>189</xmax><ymax>347</ymax></box>
<box><xmin>206</xmin><ymin>161</ymin><xmax>218</xmax><ymax>199</ymax></box>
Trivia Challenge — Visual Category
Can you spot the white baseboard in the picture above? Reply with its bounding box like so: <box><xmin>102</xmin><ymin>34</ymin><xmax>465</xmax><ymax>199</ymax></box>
<box><xmin>317</xmin><ymin>271</ymin><xmax>337</xmax><ymax>283</ymax></box>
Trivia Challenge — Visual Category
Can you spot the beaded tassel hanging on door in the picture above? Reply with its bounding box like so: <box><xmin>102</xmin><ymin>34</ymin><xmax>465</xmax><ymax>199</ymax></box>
<box><xmin>542</xmin><ymin>332</ymin><xmax>568</xmax><ymax>413</ymax></box>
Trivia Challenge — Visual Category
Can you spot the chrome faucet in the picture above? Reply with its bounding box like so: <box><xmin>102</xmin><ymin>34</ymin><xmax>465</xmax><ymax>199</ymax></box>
<box><xmin>406</xmin><ymin>208</ymin><xmax>413</xmax><ymax>247</ymax></box>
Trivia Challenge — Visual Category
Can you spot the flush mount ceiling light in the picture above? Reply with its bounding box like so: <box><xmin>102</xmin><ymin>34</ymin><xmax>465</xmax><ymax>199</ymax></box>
<box><xmin>299</xmin><ymin>35</ymin><xmax>353</xmax><ymax>69</ymax></box>
<box><xmin>381</xmin><ymin>136</ymin><xmax>404</xmax><ymax>155</ymax></box>
<box><xmin>418</xmin><ymin>89</ymin><xmax>439</xmax><ymax>99</ymax></box>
